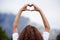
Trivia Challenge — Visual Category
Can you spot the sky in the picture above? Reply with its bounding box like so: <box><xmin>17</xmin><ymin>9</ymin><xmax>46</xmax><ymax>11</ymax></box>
<box><xmin>0</xmin><ymin>0</ymin><xmax>60</xmax><ymax>29</ymax></box>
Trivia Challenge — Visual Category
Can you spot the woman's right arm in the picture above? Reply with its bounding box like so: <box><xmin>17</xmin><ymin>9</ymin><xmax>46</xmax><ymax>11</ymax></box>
<box><xmin>39</xmin><ymin>9</ymin><xmax>50</xmax><ymax>32</ymax></box>
<box><xmin>33</xmin><ymin>4</ymin><xmax>50</xmax><ymax>32</ymax></box>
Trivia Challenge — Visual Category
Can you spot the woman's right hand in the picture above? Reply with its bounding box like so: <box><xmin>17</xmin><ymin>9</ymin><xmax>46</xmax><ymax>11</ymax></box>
<box><xmin>32</xmin><ymin>4</ymin><xmax>40</xmax><ymax>11</ymax></box>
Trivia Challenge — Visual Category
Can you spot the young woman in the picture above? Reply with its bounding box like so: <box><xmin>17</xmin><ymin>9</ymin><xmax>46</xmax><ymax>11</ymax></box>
<box><xmin>12</xmin><ymin>4</ymin><xmax>50</xmax><ymax>40</ymax></box>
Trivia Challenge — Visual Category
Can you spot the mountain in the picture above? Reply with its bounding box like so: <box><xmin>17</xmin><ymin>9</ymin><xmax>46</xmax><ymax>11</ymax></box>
<box><xmin>0</xmin><ymin>13</ymin><xmax>30</xmax><ymax>37</ymax></box>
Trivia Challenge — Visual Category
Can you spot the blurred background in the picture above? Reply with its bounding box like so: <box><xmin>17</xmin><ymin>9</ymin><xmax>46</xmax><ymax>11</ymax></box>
<box><xmin>0</xmin><ymin>0</ymin><xmax>60</xmax><ymax>40</ymax></box>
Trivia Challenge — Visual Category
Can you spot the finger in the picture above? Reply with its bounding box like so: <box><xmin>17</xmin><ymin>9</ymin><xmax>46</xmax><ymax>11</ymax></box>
<box><xmin>28</xmin><ymin>4</ymin><xmax>33</xmax><ymax>7</ymax></box>
<box><xmin>24</xmin><ymin>4</ymin><xmax>29</xmax><ymax>9</ymax></box>
<box><xmin>23</xmin><ymin>4</ymin><xmax>29</xmax><ymax>8</ymax></box>
<box><xmin>25</xmin><ymin>4</ymin><xmax>29</xmax><ymax>7</ymax></box>
<box><xmin>32</xmin><ymin>4</ymin><xmax>37</xmax><ymax>8</ymax></box>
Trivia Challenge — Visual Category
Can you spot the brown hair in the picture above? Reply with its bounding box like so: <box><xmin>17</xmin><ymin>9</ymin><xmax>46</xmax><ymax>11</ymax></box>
<box><xmin>18</xmin><ymin>25</ymin><xmax>43</xmax><ymax>40</ymax></box>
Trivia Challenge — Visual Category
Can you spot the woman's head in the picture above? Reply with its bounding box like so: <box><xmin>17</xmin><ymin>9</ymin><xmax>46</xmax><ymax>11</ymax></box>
<box><xmin>18</xmin><ymin>25</ymin><xmax>43</xmax><ymax>40</ymax></box>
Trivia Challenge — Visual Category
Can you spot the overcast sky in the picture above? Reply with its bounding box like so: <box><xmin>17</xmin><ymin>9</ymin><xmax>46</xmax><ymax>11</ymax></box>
<box><xmin>0</xmin><ymin>0</ymin><xmax>60</xmax><ymax>29</ymax></box>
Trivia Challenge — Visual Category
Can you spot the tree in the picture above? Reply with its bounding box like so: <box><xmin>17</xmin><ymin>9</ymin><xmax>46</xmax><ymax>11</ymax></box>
<box><xmin>0</xmin><ymin>26</ymin><xmax>12</xmax><ymax>40</ymax></box>
<box><xmin>56</xmin><ymin>34</ymin><xmax>60</xmax><ymax>40</ymax></box>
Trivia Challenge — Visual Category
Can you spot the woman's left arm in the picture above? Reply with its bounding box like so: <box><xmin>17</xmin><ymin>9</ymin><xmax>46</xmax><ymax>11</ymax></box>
<box><xmin>13</xmin><ymin>4</ymin><xmax>29</xmax><ymax>33</ymax></box>
<box><xmin>13</xmin><ymin>10</ymin><xmax>22</xmax><ymax>33</ymax></box>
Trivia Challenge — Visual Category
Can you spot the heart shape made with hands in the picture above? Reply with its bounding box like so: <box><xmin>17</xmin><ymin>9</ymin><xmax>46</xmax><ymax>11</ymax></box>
<box><xmin>26</xmin><ymin>4</ymin><xmax>35</xmax><ymax>11</ymax></box>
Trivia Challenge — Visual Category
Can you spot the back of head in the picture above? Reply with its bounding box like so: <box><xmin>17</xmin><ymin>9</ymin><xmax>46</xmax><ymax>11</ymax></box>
<box><xmin>18</xmin><ymin>25</ymin><xmax>43</xmax><ymax>40</ymax></box>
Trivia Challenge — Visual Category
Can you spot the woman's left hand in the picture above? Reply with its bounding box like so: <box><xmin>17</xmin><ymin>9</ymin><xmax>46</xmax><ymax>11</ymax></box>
<box><xmin>20</xmin><ymin>4</ymin><xmax>29</xmax><ymax>11</ymax></box>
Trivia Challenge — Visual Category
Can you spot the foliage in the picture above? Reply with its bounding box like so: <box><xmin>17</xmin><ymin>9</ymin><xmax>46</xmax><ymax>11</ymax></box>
<box><xmin>0</xmin><ymin>26</ymin><xmax>12</xmax><ymax>40</ymax></box>
<box><xmin>56</xmin><ymin>34</ymin><xmax>60</xmax><ymax>40</ymax></box>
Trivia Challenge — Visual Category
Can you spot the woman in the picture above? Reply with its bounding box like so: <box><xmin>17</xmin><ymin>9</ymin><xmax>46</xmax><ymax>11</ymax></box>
<box><xmin>12</xmin><ymin>4</ymin><xmax>50</xmax><ymax>40</ymax></box>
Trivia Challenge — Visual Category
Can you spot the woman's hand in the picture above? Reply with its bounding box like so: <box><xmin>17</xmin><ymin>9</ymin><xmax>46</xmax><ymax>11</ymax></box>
<box><xmin>32</xmin><ymin>4</ymin><xmax>40</xmax><ymax>11</ymax></box>
<box><xmin>19</xmin><ymin>4</ymin><xmax>40</xmax><ymax>11</ymax></box>
<box><xmin>20</xmin><ymin>4</ymin><xmax>29</xmax><ymax>11</ymax></box>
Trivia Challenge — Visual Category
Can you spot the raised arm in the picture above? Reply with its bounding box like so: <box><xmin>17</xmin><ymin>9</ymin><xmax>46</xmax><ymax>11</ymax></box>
<box><xmin>13</xmin><ymin>4</ymin><xmax>28</xmax><ymax>33</ymax></box>
<box><xmin>33</xmin><ymin>4</ymin><xmax>50</xmax><ymax>32</ymax></box>
<box><xmin>39</xmin><ymin>10</ymin><xmax>50</xmax><ymax>32</ymax></box>
<box><xmin>13</xmin><ymin>10</ymin><xmax>22</xmax><ymax>33</ymax></box>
